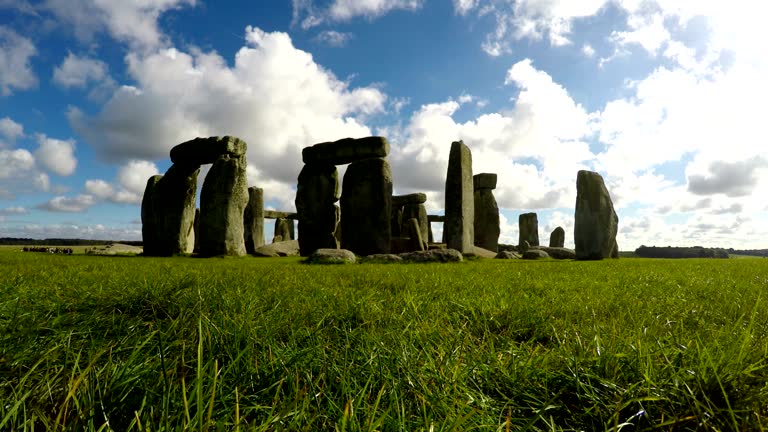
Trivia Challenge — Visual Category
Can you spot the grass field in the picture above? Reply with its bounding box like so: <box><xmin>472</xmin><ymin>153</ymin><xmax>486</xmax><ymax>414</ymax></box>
<box><xmin>1</xmin><ymin>249</ymin><xmax>767</xmax><ymax>431</ymax></box>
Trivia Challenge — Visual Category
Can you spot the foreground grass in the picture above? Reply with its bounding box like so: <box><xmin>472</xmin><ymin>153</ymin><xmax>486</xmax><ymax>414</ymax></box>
<box><xmin>1</xmin><ymin>251</ymin><xmax>767</xmax><ymax>430</ymax></box>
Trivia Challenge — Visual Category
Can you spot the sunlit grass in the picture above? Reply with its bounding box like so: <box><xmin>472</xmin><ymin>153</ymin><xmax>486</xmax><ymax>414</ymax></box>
<box><xmin>1</xmin><ymin>250</ymin><xmax>767</xmax><ymax>430</ymax></box>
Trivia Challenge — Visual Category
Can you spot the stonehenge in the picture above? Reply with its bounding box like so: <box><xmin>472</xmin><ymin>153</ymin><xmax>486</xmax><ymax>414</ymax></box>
<box><xmin>574</xmin><ymin>170</ymin><xmax>619</xmax><ymax>260</ymax></box>
<box><xmin>444</xmin><ymin>140</ymin><xmax>474</xmax><ymax>254</ymax></box>
<box><xmin>340</xmin><ymin>157</ymin><xmax>393</xmax><ymax>256</ymax></box>
<box><xmin>391</xmin><ymin>193</ymin><xmax>429</xmax><ymax>249</ymax></box>
<box><xmin>518</xmin><ymin>213</ymin><xmax>540</xmax><ymax>248</ymax></box>
<box><xmin>244</xmin><ymin>187</ymin><xmax>264</xmax><ymax>254</ymax></box>
<box><xmin>473</xmin><ymin>173</ymin><xmax>500</xmax><ymax>252</ymax></box>
<box><xmin>549</xmin><ymin>226</ymin><xmax>565</xmax><ymax>248</ymax></box>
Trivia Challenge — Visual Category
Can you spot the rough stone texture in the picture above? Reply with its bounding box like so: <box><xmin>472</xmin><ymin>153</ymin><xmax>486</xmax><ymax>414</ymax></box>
<box><xmin>253</xmin><ymin>240</ymin><xmax>300</xmax><ymax>257</ymax></box>
<box><xmin>468</xmin><ymin>245</ymin><xmax>497</xmax><ymax>258</ymax></box>
<box><xmin>539</xmin><ymin>246</ymin><xmax>576</xmax><ymax>260</ymax></box>
<box><xmin>611</xmin><ymin>240</ymin><xmax>620</xmax><ymax>258</ymax></box>
<box><xmin>574</xmin><ymin>170</ymin><xmax>619</xmax><ymax>260</ymax></box>
<box><xmin>363</xmin><ymin>254</ymin><xmax>403</xmax><ymax>263</ymax></box>
<box><xmin>302</xmin><ymin>136</ymin><xmax>390</xmax><ymax>166</ymax></box>
<box><xmin>519</xmin><ymin>240</ymin><xmax>531</xmax><ymax>254</ymax></box>
<box><xmin>518</xmin><ymin>213</ymin><xmax>540</xmax><ymax>247</ymax></box>
<box><xmin>405</xmin><ymin>218</ymin><xmax>425</xmax><ymax>252</ymax></box>
<box><xmin>495</xmin><ymin>251</ymin><xmax>521</xmax><ymax>259</ymax></box>
<box><xmin>428</xmin><ymin>243</ymin><xmax>447</xmax><ymax>250</ymax></box>
<box><xmin>198</xmin><ymin>154</ymin><xmax>248</xmax><ymax>256</ymax></box>
<box><xmin>390</xmin><ymin>205</ymin><xmax>404</xmax><ymax>237</ymax></box>
<box><xmin>306</xmin><ymin>248</ymin><xmax>356</xmax><ymax>264</ymax></box>
<box><xmin>273</xmin><ymin>235</ymin><xmax>283</xmax><ymax>243</ymax></box>
<box><xmin>170</xmin><ymin>136</ymin><xmax>247</xmax><ymax>166</ymax></box>
<box><xmin>296</xmin><ymin>163</ymin><xmax>340</xmax><ymax>256</ymax></box>
<box><xmin>399</xmin><ymin>249</ymin><xmax>463</xmax><ymax>263</ymax></box>
<box><xmin>444</xmin><ymin>140</ymin><xmax>474</xmax><ymax>254</ymax></box>
<box><xmin>193</xmin><ymin>207</ymin><xmax>200</xmax><ymax>253</ymax></box>
<box><xmin>142</xmin><ymin>163</ymin><xmax>199</xmax><ymax>256</ymax></box>
<box><xmin>523</xmin><ymin>249</ymin><xmax>550</xmax><ymax>260</ymax></box>
<box><xmin>141</xmin><ymin>175</ymin><xmax>163</xmax><ymax>256</ymax></box>
<box><xmin>474</xmin><ymin>187</ymin><xmax>500</xmax><ymax>252</ymax></box>
<box><xmin>392</xmin><ymin>193</ymin><xmax>427</xmax><ymax>207</ymax></box>
<box><xmin>402</xmin><ymin>203</ymin><xmax>428</xmax><ymax>246</ymax></box>
<box><xmin>549</xmin><ymin>226</ymin><xmax>565</xmax><ymax>248</ymax></box>
<box><xmin>273</xmin><ymin>218</ymin><xmax>295</xmax><ymax>243</ymax></box>
<box><xmin>244</xmin><ymin>187</ymin><xmax>264</xmax><ymax>254</ymax></box>
<box><xmin>263</xmin><ymin>210</ymin><xmax>298</xmax><ymax>219</ymax></box>
<box><xmin>340</xmin><ymin>157</ymin><xmax>392</xmax><ymax>255</ymax></box>
<box><xmin>473</xmin><ymin>173</ymin><xmax>497</xmax><ymax>190</ymax></box>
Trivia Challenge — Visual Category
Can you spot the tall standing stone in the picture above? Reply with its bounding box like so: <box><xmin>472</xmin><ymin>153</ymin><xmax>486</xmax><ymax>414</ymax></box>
<box><xmin>518</xmin><ymin>212</ymin><xmax>539</xmax><ymax>248</ymax></box>
<box><xmin>473</xmin><ymin>173</ymin><xmax>500</xmax><ymax>252</ymax></box>
<box><xmin>198</xmin><ymin>153</ymin><xmax>249</xmax><ymax>256</ymax></box>
<box><xmin>143</xmin><ymin>163</ymin><xmax>199</xmax><ymax>256</ymax></box>
<box><xmin>273</xmin><ymin>218</ymin><xmax>295</xmax><ymax>242</ymax></box>
<box><xmin>141</xmin><ymin>175</ymin><xmax>163</xmax><ymax>256</ymax></box>
<box><xmin>549</xmin><ymin>226</ymin><xmax>565</xmax><ymax>248</ymax></box>
<box><xmin>244</xmin><ymin>187</ymin><xmax>264</xmax><ymax>254</ymax></box>
<box><xmin>296</xmin><ymin>163</ymin><xmax>339</xmax><ymax>256</ymax></box>
<box><xmin>574</xmin><ymin>170</ymin><xmax>619</xmax><ymax>260</ymax></box>
<box><xmin>340</xmin><ymin>158</ymin><xmax>393</xmax><ymax>255</ymax></box>
<box><xmin>444</xmin><ymin>141</ymin><xmax>474</xmax><ymax>253</ymax></box>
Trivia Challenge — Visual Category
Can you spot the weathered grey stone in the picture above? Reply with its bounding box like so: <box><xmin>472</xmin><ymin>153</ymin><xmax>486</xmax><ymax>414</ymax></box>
<box><xmin>302</xmin><ymin>136</ymin><xmax>390</xmax><ymax>165</ymax></box>
<box><xmin>272</xmin><ymin>235</ymin><xmax>283</xmax><ymax>243</ymax></box>
<box><xmin>519</xmin><ymin>240</ymin><xmax>531</xmax><ymax>254</ymax></box>
<box><xmin>467</xmin><ymin>245</ymin><xmax>497</xmax><ymax>258</ymax></box>
<box><xmin>474</xmin><ymin>186</ymin><xmax>500</xmax><ymax>252</ymax></box>
<box><xmin>405</xmin><ymin>218</ymin><xmax>426</xmax><ymax>252</ymax></box>
<box><xmin>272</xmin><ymin>218</ymin><xmax>295</xmax><ymax>243</ymax></box>
<box><xmin>363</xmin><ymin>254</ymin><xmax>403</xmax><ymax>263</ymax></box>
<box><xmin>444</xmin><ymin>140</ymin><xmax>474</xmax><ymax>254</ymax></box>
<box><xmin>539</xmin><ymin>246</ymin><xmax>575</xmax><ymax>260</ymax></box>
<box><xmin>296</xmin><ymin>163</ymin><xmax>340</xmax><ymax>256</ymax></box>
<box><xmin>143</xmin><ymin>163</ymin><xmax>199</xmax><ymax>256</ymax></box>
<box><xmin>340</xmin><ymin>157</ymin><xmax>392</xmax><ymax>255</ymax></box>
<box><xmin>473</xmin><ymin>173</ymin><xmax>497</xmax><ymax>190</ymax></box>
<box><xmin>198</xmin><ymin>153</ymin><xmax>248</xmax><ymax>256</ymax></box>
<box><xmin>170</xmin><ymin>136</ymin><xmax>247</xmax><ymax>166</ymax></box>
<box><xmin>390</xmin><ymin>205</ymin><xmax>404</xmax><ymax>237</ymax></box>
<box><xmin>495</xmin><ymin>251</ymin><xmax>521</xmax><ymax>259</ymax></box>
<box><xmin>244</xmin><ymin>187</ymin><xmax>264</xmax><ymax>254</ymax></box>
<box><xmin>402</xmin><ymin>203</ymin><xmax>428</xmax><ymax>246</ymax></box>
<box><xmin>574</xmin><ymin>170</ymin><xmax>619</xmax><ymax>260</ymax></box>
<box><xmin>523</xmin><ymin>249</ymin><xmax>549</xmax><ymax>260</ymax></box>
<box><xmin>193</xmin><ymin>207</ymin><xmax>200</xmax><ymax>253</ymax></box>
<box><xmin>306</xmin><ymin>248</ymin><xmax>356</xmax><ymax>264</ymax></box>
<box><xmin>263</xmin><ymin>210</ymin><xmax>298</xmax><ymax>220</ymax></box>
<box><xmin>392</xmin><ymin>193</ymin><xmax>427</xmax><ymax>207</ymax></box>
<box><xmin>611</xmin><ymin>240</ymin><xmax>620</xmax><ymax>258</ymax></box>
<box><xmin>518</xmin><ymin>213</ymin><xmax>539</xmax><ymax>247</ymax></box>
<box><xmin>253</xmin><ymin>240</ymin><xmax>300</xmax><ymax>257</ymax></box>
<box><xmin>549</xmin><ymin>226</ymin><xmax>565</xmax><ymax>248</ymax></box>
<box><xmin>399</xmin><ymin>249</ymin><xmax>463</xmax><ymax>263</ymax></box>
<box><xmin>141</xmin><ymin>175</ymin><xmax>163</xmax><ymax>256</ymax></box>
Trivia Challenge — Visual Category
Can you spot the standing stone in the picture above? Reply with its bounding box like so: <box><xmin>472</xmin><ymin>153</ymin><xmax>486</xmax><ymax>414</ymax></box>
<box><xmin>390</xmin><ymin>205</ymin><xmax>404</xmax><ymax>237</ymax></box>
<box><xmin>402</xmin><ymin>203</ymin><xmax>428</xmax><ymax>248</ymax></box>
<box><xmin>405</xmin><ymin>218</ymin><xmax>425</xmax><ymax>252</ymax></box>
<box><xmin>273</xmin><ymin>218</ymin><xmax>295</xmax><ymax>243</ymax></box>
<box><xmin>574</xmin><ymin>170</ymin><xmax>619</xmax><ymax>260</ymax></box>
<box><xmin>473</xmin><ymin>173</ymin><xmax>500</xmax><ymax>252</ymax></box>
<box><xmin>518</xmin><ymin>213</ymin><xmax>539</xmax><ymax>248</ymax></box>
<box><xmin>244</xmin><ymin>187</ymin><xmax>264</xmax><ymax>254</ymax></box>
<box><xmin>198</xmin><ymin>154</ymin><xmax>248</xmax><ymax>256</ymax></box>
<box><xmin>549</xmin><ymin>226</ymin><xmax>565</xmax><ymax>248</ymax></box>
<box><xmin>444</xmin><ymin>141</ymin><xmax>474</xmax><ymax>254</ymax></box>
<box><xmin>144</xmin><ymin>164</ymin><xmax>199</xmax><ymax>256</ymax></box>
<box><xmin>428</xmin><ymin>223</ymin><xmax>434</xmax><ymax>243</ymax></box>
<box><xmin>340</xmin><ymin>157</ymin><xmax>393</xmax><ymax>255</ymax></box>
<box><xmin>141</xmin><ymin>175</ymin><xmax>163</xmax><ymax>256</ymax></box>
<box><xmin>193</xmin><ymin>208</ymin><xmax>200</xmax><ymax>253</ymax></box>
<box><xmin>296</xmin><ymin>163</ymin><xmax>339</xmax><ymax>256</ymax></box>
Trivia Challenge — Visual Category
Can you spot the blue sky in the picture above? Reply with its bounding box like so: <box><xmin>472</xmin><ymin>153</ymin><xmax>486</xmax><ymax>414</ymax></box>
<box><xmin>1</xmin><ymin>0</ymin><xmax>767</xmax><ymax>249</ymax></box>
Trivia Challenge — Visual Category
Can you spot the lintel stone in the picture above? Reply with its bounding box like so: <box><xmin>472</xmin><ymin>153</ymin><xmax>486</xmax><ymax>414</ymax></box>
<box><xmin>170</xmin><ymin>136</ymin><xmax>247</xmax><ymax>166</ymax></box>
<box><xmin>302</xmin><ymin>136</ymin><xmax>389</xmax><ymax>165</ymax></box>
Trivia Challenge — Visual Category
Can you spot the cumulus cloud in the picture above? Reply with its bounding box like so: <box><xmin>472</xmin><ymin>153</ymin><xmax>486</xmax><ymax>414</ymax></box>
<box><xmin>0</xmin><ymin>206</ymin><xmax>28</xmax><ymax>215</ymax></box>
<box><xmin>83</xmin><ymin>160</ymin><xmax>160</xmax><ymax>205</ymax></box>
<box><xmin>293</xmin><ymin>0</ymin><xmax>424</xmax><ymax>28</ymax></box>
<box><xmin>314</xmin><ymin>30</ymin><xmax>352</xmax><ymax>47</ymax></box>
<box><xmin>0</xmin><ymin>116</ymin><xmax>23</xmax><ymax>144</ymax></box>
<box><xmin>53</xmin><ymin>52</ymin><xmax>109</xmax><ymax>88</ymax></box>
<box><xmin>37</xmin><ymin>194</ymin><xmax>96</xmax><ymax>212</ymax></box>
<box><xmin>453</xmin><ymin>0</ymin><xmax>478</xmax><ymax>15</ymax></box>
<box><xmin>34</xmin><ymin>134</ymin><xmax>78</xmax><ymax>176</ymax></box>
<box><xmin>687</xmin><ymin>158</ymin><xmax>768</xmax><ymax>198</ymax></box>
<box><xmin>0</xmin><ymin>25</ymin><xmax>37</xmax><ymax>95</ymax></box>
<box><xmin>70</xmin><ymin>27</ymin><xmax>385</xmax><ymax>202</ymax></box>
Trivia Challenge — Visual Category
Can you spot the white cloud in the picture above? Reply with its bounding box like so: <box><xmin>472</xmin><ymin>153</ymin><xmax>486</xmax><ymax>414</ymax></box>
<box><xmin>582</xmin><ymin>44</ymin><xmax>595</xmax><ymax>57</ymax></box>
<box><xmin>117</xmin><ymin>160</ymin><xmax>159</xmax><ymax>195</ymax></box>
<box><xmin>37</xmin><ymin>194</ymin><xmax>96</xmax><ymax>212</ymax></box>
<box><xmin>84</xmin><ymin>179</ymin><xmax>114</xmax><ymax>199</ymax></box>
<box><xmin>0</xmin><ymin>148</ymin><xmax>35</xmax><ymax>178</ymax></box>
<box><xmin>453</xmin><ymin>0</ymin><xmax>478</xmax><ymax>15</ymax></box>
<box><xmin>53</xmin><ymin>52</ymin><xmax>109</xmax><ymax>88</ymax></box>
<box><xmin>0</xmin><ymin>206</ymin><xmax>28</xmax><ymax>215</ymax></box>
<box><xmin>5</xmin><ymin>222</ymin><xmax>141</xmax><ymax>240</ymax></box>
<box><xmin>610</xmin><ymin>12</ymin><xmax>670</xmax><ymax>55</ymax></box>
<box><xmin>314</xmin><ymin>30</ymin><xmax>353</xmax><ymax>47</ymax></box>
<box><xmin>40</xmin><ymin>0</ymin><xmax>196</xmax><ymax>50</ymax></box>
<box><xmin>0</xmin><ymin>25</ymin><xmax>37</xmax><ymax>95</ymax></box>
<box><xmin>0</xmin><ymin>116</ymin><xmax>23</xmax><ymax>143</ymax></box>
<box><xmin>293</xmin><ymin>0</ymin><xmax>423</xmax><ymax>28</ymax></box>
<box><xmin>34</xmin><ymin>134</ymin><xmax>77</xmax><ymax>176</ymax></box>
<box><xmin>70</xmin><ymin>27</ymin><xmax>386</xmax><ymax>202</ymax></box>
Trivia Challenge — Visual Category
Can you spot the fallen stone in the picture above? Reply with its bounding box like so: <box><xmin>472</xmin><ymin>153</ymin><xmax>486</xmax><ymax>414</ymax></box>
<box><xmin>519</xmin><ymin>213</ymin><xmax>540</xmax><ymax>247</ymax></box>
<box><xmin>253</xmin><ymin>240</ymin><xmax>300</xmax><ymax>257</ymax></box>
<box><xmin>444</xmin><ymin>140</ymin><xmax>474</xmax><ymax>254</ymax></box>
<box><xmin>399</xmin><ymin>248</ymin><xmax>463</xmax><ymax>263</ymax></box>
<box><xmin>340</xmin><ymin>157</ymin><xmax>393</xmax><ymax>255</ymax></box>
<box><xmin>244</xmin><ymin>187</ymin><xmax>264</xmax><ymax>254</ymax></box>
<box><xmin>363</xmin><ymin>254</ymin><xmax>403</xmax><ymax>263</ymax></box>
<box><xmin>306</xmin><ymin>248</ymin><xmax>356</xmax><ymax>264</ymax></box>
<box><xmin>549</xmin><ymin>226</ymin><xmax>565</xmax><ymax>248</ymax></box>
<box><xmin>523</xmin><ymin>249</ymin><xmax>549</xmax><ymax>260</ymax></box>
<box><xmin>539</xmin><ymin>246</ymin><xmax>576</xmax><ymax>260</ymax></box>
<box><xmin>170</xmin><ymin>136</ymin><xmax>247</xmax><ymax>166</ymax></box>
<box><xmin>495</xmin><ymin>251</ymin><xmax>521</xmax><ymax>259</ymax></box>
<box><xmin>302</xmin><ymin>136</ymin><xmax>390</xmax><ymax>165</ymax></box>
<box><xmin>467</xmin><ymin>245</ymin><xmax>497</xmax><ymax>258</ymax></box>
<box><xmin>574</xmin><ymin>170</ymin><xmax>619</xmax><ymax>260</ymax></box>
<box><xmin>473</xmin><ymin>173</ymin><xmax>497</xmax><ymax>190</ymax></box>
<box><xmin>198</xmin><ymin>153</ymin><xmax>248</xmax><ymax>256</ymax></box>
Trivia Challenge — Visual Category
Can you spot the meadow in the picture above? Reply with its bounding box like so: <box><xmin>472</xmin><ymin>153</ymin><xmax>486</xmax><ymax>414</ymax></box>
<box><xmin>1</xmin><ymin>248</ymin><xmax>767</xmax><ymax>431</ymax></box>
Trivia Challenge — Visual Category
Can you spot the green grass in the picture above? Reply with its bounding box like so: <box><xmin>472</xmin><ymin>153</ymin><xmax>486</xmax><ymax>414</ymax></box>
<box><xmin>1</xmin><ymin>250</ymin><xmax>767</xmax><ymax>431</ymax></box>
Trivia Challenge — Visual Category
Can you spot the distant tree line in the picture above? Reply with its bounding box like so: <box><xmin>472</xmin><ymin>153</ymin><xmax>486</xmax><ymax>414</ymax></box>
<box><xmin>727</xmin><ymin>249</ymin><xmax>768</xmax><ymax>257</ymax></box>
<box><xmin>634</xmin><ymin>245</ymin><xmax>729</xmax><ymax>259</ymax></box>
<box><xmin>0</xmin><ymin>238</ymin><xmax>143</xmax><ymax>246</ymax></box>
